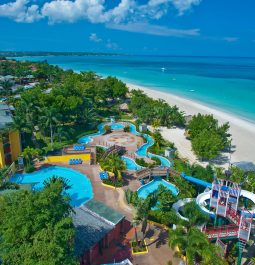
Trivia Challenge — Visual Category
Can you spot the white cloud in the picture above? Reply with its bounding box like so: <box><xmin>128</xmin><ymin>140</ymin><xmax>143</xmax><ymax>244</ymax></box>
<box><xmin>0</xmin><ymin>0</ymin><xmax>203</xmax><ymax>24</ymax></box>
<box><xmin>223</xmin><ymin>37</ymin><xmax>239</xmax><ymax>42</ymax></box>
<box><xmin>106</xmin><ymin>39</ymin><xmax>119</xmax><ymax>50</ymax></box>
<box><xmin>41</xmin><ymin>0</ymin><xmax>107</xmax><ymax>24</ymax></box>
<box><xmin>0</xmin><ymin>0</ymin><xmax>42</xmax><ymax>23</ymax></box>
<box><xmin>89</xmin><ymin>33</ymin><xmax>102</xmax><ymax>42</ymax></box>
<box><xmin>106</xmin><ymin>22</ymin><xmax>200</xmax><ymax>37</ymax></box>
<box><xmin>171</xmin><ymin>0</ymin><xmax>202</xmax><ymax>15</ymax></box>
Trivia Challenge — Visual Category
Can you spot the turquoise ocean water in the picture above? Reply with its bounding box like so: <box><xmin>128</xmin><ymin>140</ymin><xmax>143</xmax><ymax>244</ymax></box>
<box><xmin>15</xmin><ymin>55</ymin><xmax>255</xmax><ymax>122</ymax></box>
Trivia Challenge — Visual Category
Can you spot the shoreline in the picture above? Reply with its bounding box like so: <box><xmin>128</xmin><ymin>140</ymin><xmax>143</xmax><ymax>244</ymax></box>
<box><xmin>127</xmin><ymin>82</ymin><xmax>255</xmax><ymax>166</ymax></box>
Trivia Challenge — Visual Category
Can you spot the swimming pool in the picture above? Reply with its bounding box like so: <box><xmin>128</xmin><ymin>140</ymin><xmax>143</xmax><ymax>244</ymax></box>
<box><xmin>137</xmin><ymin>177</ymin><xmax>178</xmax><ymax>199</ymax></box>
<box><xmin>11</xmin><ymin>166</ymin><xmax>93</xmax><ymax>206</ymax></box>
<box><xmin>78</xmin><ymin>123</ymin><xmax>106</xmax><ymax>144</ymax></box>
<box><xmin>121</xmin><ymin>156</ymin><xmax>143</xmax><ymax>170</ymax></box>
<box><xmin>110</xmin><ymin>123</ymin><xmax>125</xmax><ymax>130</ymax></box>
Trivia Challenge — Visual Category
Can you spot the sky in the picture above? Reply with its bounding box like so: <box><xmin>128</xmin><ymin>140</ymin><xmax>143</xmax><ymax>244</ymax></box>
<box><xmin>0</xmin><ymin>0</ymin><xmax>255</xmax><ymax>56</ymax></box>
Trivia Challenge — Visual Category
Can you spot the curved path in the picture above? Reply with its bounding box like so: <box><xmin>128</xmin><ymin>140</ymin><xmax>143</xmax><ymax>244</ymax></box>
<box><xmin>78</xmin><ymin>121</ymin><xmax>171</xmax><ymax>168</ymax></box>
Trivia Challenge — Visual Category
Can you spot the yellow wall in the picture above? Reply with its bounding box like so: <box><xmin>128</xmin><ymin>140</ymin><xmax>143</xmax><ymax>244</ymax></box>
<box><xmin>0</xmin><ymin>141</ymin><xmax>5</xmax><ymax>168</ymax></box>
<box><xmin>9</xmin><ymin>130</ymin><xmax>22</xmax><ymax>161</ymax></box>
<box><xmin>45</xmin><ymin>153</ymin><xmax>91</xmax><ymax>163</ymax></box>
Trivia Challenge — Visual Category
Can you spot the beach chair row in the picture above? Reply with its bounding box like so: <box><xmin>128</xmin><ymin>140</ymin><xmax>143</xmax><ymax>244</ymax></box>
<box><xmin>69</xmin><ymin>159</ymin><xmax>83</xmax><ymax>165</ymax></box>
<box><xmin>73</xmin><ymin>145</ymin><xmax>85</xmax><ymax>151</ymax></box>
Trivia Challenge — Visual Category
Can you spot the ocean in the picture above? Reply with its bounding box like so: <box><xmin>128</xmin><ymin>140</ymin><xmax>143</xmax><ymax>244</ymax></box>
<box><xmin>15</xmin><ymin>55</ymin><xmax>255</xmax><ymax>122</ymax></box>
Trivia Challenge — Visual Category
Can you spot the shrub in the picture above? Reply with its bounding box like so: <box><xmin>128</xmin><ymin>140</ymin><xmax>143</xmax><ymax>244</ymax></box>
<box><xmin>0</xmin><ymin>182</ymin><xmax>19</xmax><ymax>191</ymax></box>
<box><xmin>104</xmin><ymin>124</ymin><xmax>112</xmax><ymax>134</ymax></box>
<box><xmin>150</xmin><ymin>156</ymin><xmax>161</xmax><ymax>166</ymax></box>
<box><xmin>123</xmin><ymin>126</ymin><xmax>130</xmax><ymax>132</ymax></box>
<box><xmin>135</xmin><ymin>158</ymin><xmax>149</xmax><ymax>167</ymax></box>
<box><xmin>25</xmin><ymin>164</ymin><xmax>35</xmax><ymax>173</ymax></box>
<box><xmin>96</xmin><ymin>146</ymin><xmax>106</xmax><ymax>162</ymax></box>
<box><xmin>102</xmin><ymin>178</ymin><xmax>123</xmax><ymax>187</ymax></box>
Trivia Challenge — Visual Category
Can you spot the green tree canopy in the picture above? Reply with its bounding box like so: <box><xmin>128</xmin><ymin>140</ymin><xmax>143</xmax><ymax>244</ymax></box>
<box><xmin>0</xmin><ymin>178</ymin><xmax>78</xmax><ymax>265</ymax></box>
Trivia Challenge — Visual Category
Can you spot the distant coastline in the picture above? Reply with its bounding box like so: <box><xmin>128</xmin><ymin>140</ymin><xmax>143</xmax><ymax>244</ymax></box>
<box><xmin>1</xmin><ymin>51</ymin><xmax>125</xmax><ymax>57</ymax></box>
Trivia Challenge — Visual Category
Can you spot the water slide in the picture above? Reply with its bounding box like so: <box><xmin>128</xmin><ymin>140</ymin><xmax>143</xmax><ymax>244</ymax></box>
<box><xmin>180</xmin><ymin>174</ymin><xmax>255</xmax><ymax>217</ymax></box>
<box><xmin>172</xmin><ymin>198</ymin><xmax>194</xmax><ymax>221</ymax></box>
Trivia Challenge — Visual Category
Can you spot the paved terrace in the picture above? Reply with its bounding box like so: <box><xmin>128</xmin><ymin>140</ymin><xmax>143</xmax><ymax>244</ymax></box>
<box><xmin>44</xmin><ymin>162</ymin><xmax>180</xmax><ymax>265</ymax></box>
<box><xmin>90</xmin><ymin>131</ymin><xmax>154</xmax><ymax>163</ymax></box>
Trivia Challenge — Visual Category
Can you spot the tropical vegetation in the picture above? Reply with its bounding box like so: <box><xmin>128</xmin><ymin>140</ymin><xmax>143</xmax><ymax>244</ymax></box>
<box><xmin>187</xmin><ymin>114</ymin><xmax>231</xmax><ymax>161</ymax></box>
<box><xmin>0</xmin><ymin>178</ymin><xmax>78</xmax><ymax>265</ymax></box>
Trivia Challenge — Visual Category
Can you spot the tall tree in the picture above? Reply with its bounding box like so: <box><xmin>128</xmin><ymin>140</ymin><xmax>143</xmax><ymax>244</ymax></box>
<box><xmin>40</xmin><ymin>107</ymin><xmax>61</xmax><ymax>147</ymax></box>
<box><xmin>0</xmin><ymin>178</ymin><xmax>78</xmax><ymax>265</ymax></box>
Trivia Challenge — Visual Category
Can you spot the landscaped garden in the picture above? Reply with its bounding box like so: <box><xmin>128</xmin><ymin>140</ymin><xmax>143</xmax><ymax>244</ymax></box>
<box><xmin>0</xmin><ymin>58</ymin><xmax>255</xmax><ymax>265</ymax></box>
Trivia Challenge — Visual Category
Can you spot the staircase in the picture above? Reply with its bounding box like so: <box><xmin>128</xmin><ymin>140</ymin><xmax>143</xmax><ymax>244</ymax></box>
<box><xmin>226</xmin><ymin>205</ymin><xmax>241</xmax><ymax>226</ymax></box>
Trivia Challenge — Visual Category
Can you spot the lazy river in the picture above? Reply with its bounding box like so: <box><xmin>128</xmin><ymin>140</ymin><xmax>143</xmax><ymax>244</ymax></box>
<box><xmin>78</xmin><ymin>121</ymin><xmax>171</xmax><ymax>169</ymax></box>
<box><xmin>137</xmin><ymin>177</ymin><xmax>179</xmax><ymax>199</ymax></box>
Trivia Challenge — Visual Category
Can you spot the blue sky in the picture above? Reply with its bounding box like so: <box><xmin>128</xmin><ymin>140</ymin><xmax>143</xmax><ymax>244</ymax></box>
<box><xmin>0</xmin><ymin>0</ymin><xmax>255</xmax><ymax>56</ymax></box>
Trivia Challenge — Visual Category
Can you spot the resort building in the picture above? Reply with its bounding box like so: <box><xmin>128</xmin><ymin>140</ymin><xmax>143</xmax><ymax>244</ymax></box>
<box><xmin>0</xmin><ymin>102</ymin><xmax>22</xmax><ymax>168</ymax></box>
<box><xmin>72</xmin><ymin>199</ymin><xmax>125</xmax><ymax>265</ymax></box>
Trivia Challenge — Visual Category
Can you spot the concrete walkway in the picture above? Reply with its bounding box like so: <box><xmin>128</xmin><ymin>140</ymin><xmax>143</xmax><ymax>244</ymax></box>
<box><xmin>48</xmin><ymin>162</ymin><xmax>181</xmax><ymax>265</ymax></box>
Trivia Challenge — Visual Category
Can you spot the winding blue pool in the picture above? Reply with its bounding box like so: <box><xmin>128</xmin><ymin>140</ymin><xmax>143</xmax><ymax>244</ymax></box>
<box><xmin>78</xmin><ymin>123</ymin><xmax>106</xmax><ymax>144</ymax></box>
<box><xmin>78</xmin><ymin>121</ymin><xmax>171</xmax><ymax>167</ymax></box>
<box><xmin>110</xmin><ymin>123</ymin><xmax>124</xmax><ymax>130</ymax></box>
<box><xmin>137</xmin><ymin>177</ymin><xmax>178</xmax><ymax>199</ymax></box>
<box><xmin>121</xmin><ymin>156</ymin><xmax>143</xmax><ymax>170</ymax></box>
<box><xmin>11</xmin><ymin>166</ymin><xmax>93</xmax><ymax>206</ymax></box>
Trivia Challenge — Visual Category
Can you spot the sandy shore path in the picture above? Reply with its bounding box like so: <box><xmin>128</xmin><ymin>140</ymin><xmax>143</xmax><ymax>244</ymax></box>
<box><xmin>127</xmin><ymin>83</ymin><xmax>255</xmax><ymax>167</ymax></box>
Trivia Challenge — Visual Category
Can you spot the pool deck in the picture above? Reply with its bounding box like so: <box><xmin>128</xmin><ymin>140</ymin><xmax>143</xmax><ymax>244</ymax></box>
<box><xmin>91</xmin><ymin>131</ymin><xmax>154</xmax><ymax>163</ymax></box>
<box><xmin>44</xmin><ymin>162</ymin><xmax>181</xmax><ymax>265</ymax></box>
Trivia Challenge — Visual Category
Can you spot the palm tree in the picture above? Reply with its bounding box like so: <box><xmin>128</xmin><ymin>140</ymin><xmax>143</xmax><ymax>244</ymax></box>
<box><xmin>169</xmin><ymin>226</ymin><xmax>227</xmax><ymax>265</ymax></box>
<box><xmin>40</xmin><ymin>107</ymin><xmax>61</xmax><ymax>148</ymax></box>
<box><xmin>132</xmin><ymin>194</ymin><xmax>157</xmax><ymax>244</ymax></box>
<box><xmin>169</xmin><ymin>227</ymin><xmax>209</xmax><ymax>264</ymax></box>
<box><xmin>182</xmin><ymin>201</ymin><xmax>209</xmax><ymax>230</ymax></box>
<box><xmin>250</xmin><ymin>257</ymin><xmax>255</xmax><ymax>265</ymax></box>
<box><xmin>22</xmin><ymin>146</ymin><xmax>40</xmax><ymax>166</ymax></box>
<box><xmin>152</xmin><ymin>119</ymin><xmax>160</xmax><ymax>132</ymax></box>
<box><xmin>0</xmin><ymin>80</ymin><xmax>13</xmax><ymax>95</ymax></box>
<box><xmin>100</xmin><ymin>153</ymin><xmax>126</xmax><ymax>185</ymax></box>
<box><xmin>153</xmin><ymin>131</ymin><xmax>164</xmax><ymax>148</ymax></box>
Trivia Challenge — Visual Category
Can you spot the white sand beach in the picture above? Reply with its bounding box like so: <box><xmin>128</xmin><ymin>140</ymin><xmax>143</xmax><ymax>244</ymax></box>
<box><xmin>127</xmin><ymin>83</ymin><xmax>255</xmax><ymax>168</ymax></box>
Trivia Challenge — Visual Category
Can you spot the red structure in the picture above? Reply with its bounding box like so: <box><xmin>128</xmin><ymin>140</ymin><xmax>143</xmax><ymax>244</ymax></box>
<box><xmin>72</xmin><ymin>199</ymin><xmax>127</xmax><ymax>265</ymax></box>
<box><xmin>203</xmin><ymin>177</ymin><xmax>253</xmax><ymax>263</ymax></box>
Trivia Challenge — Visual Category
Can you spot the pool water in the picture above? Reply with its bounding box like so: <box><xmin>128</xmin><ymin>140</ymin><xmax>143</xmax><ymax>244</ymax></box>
<box><xmin>11</xmin><ymin>166</ymin><xmax>93</xmax><ymax>206</ymax></box>
<box><xmin>121</xmin><ymin>156</ymin><xmax>143</xmax><ymax>170</ymax></box>
<box><xmin>110</xmin><ymin>123</ymin><xmax>124</xmax><ymax>130</ymax></box>
<box><xmin>137</xmin><ymin>177</ymin><xmax>178</xmax><ymax>199</ymax></box>
<box><xmin>78</xmin><ymin>121</ymin><xmax>171</xmax><ymax>167</ymax></box>
<box><xmin>78</xmin><ymin>123</ymin><xmax>106</xmax><ymax>144</ymax></box>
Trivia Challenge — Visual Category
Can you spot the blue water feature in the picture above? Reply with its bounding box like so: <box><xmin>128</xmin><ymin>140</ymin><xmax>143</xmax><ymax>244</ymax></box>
<box><xmin>138</xmin><ymin>177</ymin><xmax>179</xmax><ymax>199</ymax></box>
<box><xmin>121</xmin><ymin>156</ymin><xmax>143</xmax><ymax>170</ymax></box>
<box><xmin>182</xmin><ymin>174</ymin><xmax>212</xmax><ymax>188</ymax></box>
<box><xmin>15</xmin><ymin>55</ymin><xmax>255</xmax><ymax>122</ymax></box>
<box><xmin>78</xmin><ymin>121</ymin><xmax>171</xmax><ymax>167</ymax></box>
<box><xmin>78</xmin><ymin>123</ymin><xmax>106</xmax><ymax>144</ymax></box>
<box><xmin>11</xmin><ymin>166</ymin><xmax>93</xmax><ymax>206</ymax></box>
<box><xmin>110</xmin><ymin>123</ymin><xmax>125</xmax><ymax>130</ymax></box>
